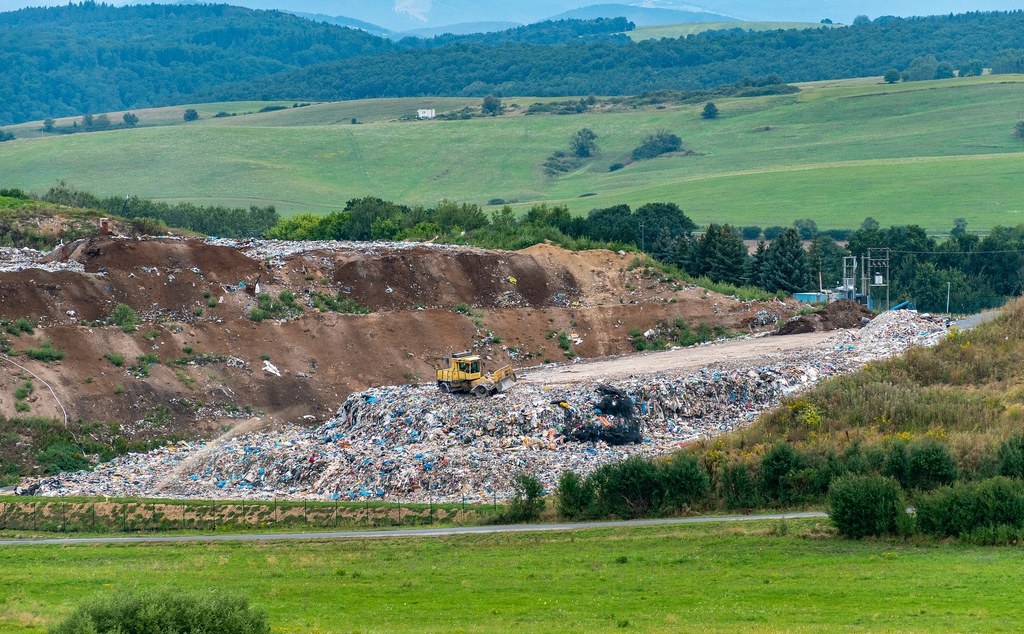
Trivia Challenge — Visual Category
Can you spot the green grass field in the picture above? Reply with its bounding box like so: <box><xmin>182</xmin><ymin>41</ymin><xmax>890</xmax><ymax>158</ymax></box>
<box><xmin>3</xmin><ymin>520</ymin><xmax>1023</xmax><ymax>633</ymax></box>
<box><xmin>626</xmin><ymin>21</ymin><xmax>831</xmax><ymax>40</ymax></box>
<box><xmin>3</xmin><ymin>76</ymin><xmax>1024</xmax><ymax>230</ymax></box>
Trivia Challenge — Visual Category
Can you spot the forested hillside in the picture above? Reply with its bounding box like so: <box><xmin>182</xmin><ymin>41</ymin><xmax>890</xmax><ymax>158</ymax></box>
<box><xmin>0</xmin><ymin>3</ymin><xmax>389</xmax><ymax>124</ymax></box>
<box><xmin>226</xmin><ymin>11</ymin><xmax>1024</xmax><ymax>102</ymax></box>
<box><xmin>5</xmin><ymin>5</ymin><xmax>1024</xmax><ymax>124</ymax></box>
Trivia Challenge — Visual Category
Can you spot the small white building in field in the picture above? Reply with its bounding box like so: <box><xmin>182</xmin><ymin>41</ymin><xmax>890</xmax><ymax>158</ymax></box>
<box><xmin>417</xmin><ymin>108</ymin><xmax>437</xmax><ymax>119</ymax></box>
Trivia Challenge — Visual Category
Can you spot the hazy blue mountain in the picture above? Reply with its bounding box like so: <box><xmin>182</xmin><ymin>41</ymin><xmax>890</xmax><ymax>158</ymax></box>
<box><xmin>1</xmin><ymin>0</ymin><xmax>1023</xmax><ymax>29</ymax></box>
<box><xmin>397</xmin><ymin>21</ymin><xmax>522</xmax><ymax>38</ymax></box>
<box><xmin>547</xmin><ymin>4</ymin><xmax>737</xmax><ymax>25</ymax></box>
<box><xmin>288</xmin><ymin>11</ymin><xmax>392</xmax><ymax>36</ymax></box>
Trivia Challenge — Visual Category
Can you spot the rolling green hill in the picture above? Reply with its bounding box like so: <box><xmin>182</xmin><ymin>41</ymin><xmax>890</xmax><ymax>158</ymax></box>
<box><xmin>626</xmin><ymin>21</ymin><xmax>831</xmax><ymax>40</ymax></box>
<box><xmin>3</xmin><ymin>76</ymin><xmax>1024</xmax><ymax>231</ymax></box>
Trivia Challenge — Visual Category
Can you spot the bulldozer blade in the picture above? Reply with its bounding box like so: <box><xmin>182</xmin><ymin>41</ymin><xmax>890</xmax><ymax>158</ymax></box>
<box><xmin>494</xmin><ymin>377</ymin><xmax>516</xmax><ymax>393</ymax></box>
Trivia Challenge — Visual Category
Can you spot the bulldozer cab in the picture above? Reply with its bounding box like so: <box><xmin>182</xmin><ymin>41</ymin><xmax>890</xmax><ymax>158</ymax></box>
<box><xmin>456</xmin><ymin>358</ymin><xmax>481</xmax><ymax>377</ymax></box>
<box><xmin>439</xmin><ymin>354</ymin><xmax>482</xmax><ymax>382</ymax></box>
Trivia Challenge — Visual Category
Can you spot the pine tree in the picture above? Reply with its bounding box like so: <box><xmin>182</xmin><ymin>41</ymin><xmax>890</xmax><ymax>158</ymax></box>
<box><xmin>705</xmin><ymin>224</ymin><xmax>748</xmax><ymax>286</ymax></box>
<box><xmin>762</xmin><ymin>228</ymin><xmax>810</xmax><ymax>293</ymax></box>
<box><xmin>746</xmin><ymin>240</ymin><xmax>767</xmax><ymax>287</ymax></box>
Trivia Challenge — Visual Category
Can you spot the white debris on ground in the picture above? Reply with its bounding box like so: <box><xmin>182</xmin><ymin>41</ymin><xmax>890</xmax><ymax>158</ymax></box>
<box><xmin>205</xmin><ymin>237</ymin><xmax>485</xmax><ymax>261</ymax></box>
<box><xmin>0</xmin><ymin>246</ymin><xmax>84</xmax><ymax>273</ymax></box>
<box><xmin>22</xmin><ymin>310</ymin><xmax>950</xmax><ymax>502</ymax></box>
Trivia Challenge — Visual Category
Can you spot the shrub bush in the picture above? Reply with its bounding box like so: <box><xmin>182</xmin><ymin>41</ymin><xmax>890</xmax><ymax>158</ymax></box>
<box><xmin>589</xmin><ymin>455</ymin><xmax>663</xmax><ymax>518</ymax></box>
<box><xmin>25</xmin><ymin>340</ymin><xmax>64</xmax><ymax>362</ymax></box>
<box><xmin>37</xmin><ymin>442</ymin><xmax>89</xmax><ymax>474</ymax></box>
<box><xmin>556</xmin><ymin>470</ymin><xmax>595</xmax><ymax>519</ymax></box>
<box><xmin>504</xmin><ymin>472</ymin><xmax>545</xmax><ymax>522</ymax></box>
<box><xmin>631</xmin><ymin>130</ymin><xmax>682</xmax><ymax>161</ymax></box>
<box><xmin>658</xmin><ymin>453</ymin><xmax>710</xmax><ymax>511</ymax></box>
<box><xmin>740</xmin><ymin>226</ymin><xmax>762</xmax><ymax>240</ymax></box>
<box><xmin>129</xmin><ymin>217</ymin><xmax>168</xmax><ymax>236</ymax></box>
<box><xmin>906</xmin><ymin>437</ymin><xmax>958</xmax><ymax>490</ymax></box>
<box><xmin>719</xmin><ymin>461</ymin><xmax>760</xmax><ymax>510</ymax></box>
<box><xmin>997</xmin><ymin>433</ymin><xmax>1024</xmax><ymax>478</ymax></box>
<box><xmin>50</xmin><ymin>588</ymin><xmax>270</xmax><ymax>634</ymax></box>
<box><xmin>827</xmin><ymin>474</ymin><xmax>905</xmax><ymax>538</ymax></box>
<box><xmin>759</xmin><ymin>443</ymin><xmax>803</xmax><ymax>505</ymax></box>
<box><xmin>916</xmin><ymin>477</ymin><xmax>1024</xmax><ymax>538</ymax></box>
<box><xmin>109</xmin><ymin>303</ymin><xmax>140</xmax><ymax>333</ymax></box>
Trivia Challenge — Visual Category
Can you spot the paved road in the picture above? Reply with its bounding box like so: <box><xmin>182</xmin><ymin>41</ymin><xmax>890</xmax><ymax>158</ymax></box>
<box><xmin>954</xmin><ymin>309</ymin><xmax>1003</xmax><ymax>330</ymax></box>
<box><xmin>0</xmin><ymin>511</ymin><xmax>827</xmax><ymax>547</ymax></box>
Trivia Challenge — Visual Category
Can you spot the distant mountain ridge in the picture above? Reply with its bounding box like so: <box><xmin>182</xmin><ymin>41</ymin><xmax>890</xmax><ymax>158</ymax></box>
<box><xmin>548</xmin><ymin>4</ymin><xmax>738</xmax><ymax>25</ymax></box>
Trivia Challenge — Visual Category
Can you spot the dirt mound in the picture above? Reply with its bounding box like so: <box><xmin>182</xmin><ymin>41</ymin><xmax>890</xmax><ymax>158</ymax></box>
<box><xmin>776</xmin><ymin>299</ymin><xmax>874</xmax><ymax>335</ymax></box>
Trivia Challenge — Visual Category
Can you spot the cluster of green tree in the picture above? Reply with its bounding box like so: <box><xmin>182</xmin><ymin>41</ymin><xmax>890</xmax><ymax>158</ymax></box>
<box><xmin>40</xmin><ymin>184</ymin><xmax>279</xmax><ymax>238</ymax></box>
<box><xmin>526</xmin><ymin>95</ymin><xmax>597</xmax><ymax>115</ymax></box>
<box><xmin>0</xmin><ymin>2</ymin><xmax>390</xmax><ymax>124</ymax></box>
<box><xmin>219</xmin><ymin>11</ymin><xmax>1024</xmax><ymax>104</ymax></box>
<box><xmin>828</xmin><ymin>472</ymin><xmax>1024</xmax><ymax>542</ymax></box>
<box><xmin>543</xmin><ymin>128</ymin><xmax>598</xmax><ymax>175</ymax></box>
<box><xmin>0</xmin><ymin>129</ymin><xmax>13</xmax><ymax>142</ymax></box>
<box><xmin>830</xmin><ymin>432</ymin><xmax>1024</xmax><ymax>542</ymax></box>
<box><xmin>41</xmin><ymin>111</ymin><xmax>139</xmax><ymax>134</ymax></box>
<box><xmin>630</xmin><ymin>130</ymin><xmax>683</xmax><ymax>161</ymax></box>
<box><xmin>555</xmin><ymin>435</ymin><xmax>971</xmax><ymax>521</ymax></box>
<box><xmin>639</xmin><ymin>214</ymin><xmax>1014</xmax><ymax>313</ymax></box>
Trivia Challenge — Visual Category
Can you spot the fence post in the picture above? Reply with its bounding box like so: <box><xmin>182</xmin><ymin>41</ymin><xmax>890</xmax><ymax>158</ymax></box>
<box><xmin>364</xmin><ymin>498</ymin><xmax>369</xmax><ymax>527</ymax></box>
<box><xmin>121</xmin><ymin>502</ymin><xmax>127</xmax><ymax>532</ymax></box>
<box><xmin>303</xmin><ymin>499</ymin><xmax>307</xmax><ymax>527</ymax></box>
<box><xmin>274</xmin><ymin>496</ymin><xmax>279</xmax><ymax>525</ymax></box>
<box><xmin>398</xmin><ymin>498</ymin><xmax>402</xmax><ymax>527</ymax></box>
<box><xmin>60</xmin><ymin>502</ymin><xmax>65</xmax><ymax>532</ymax></box>
<box><xmin>334</xmin><ymin>496</ymin><xmax>338</xmax><ymax>528</ymax></box>
<box><xmin>428</xmin><ymin>481</ymin><xmax>433</xmax><ymax>525</ymax></box>
<box><xmin>91</xmin><ymin>502</ymin><xmax>96</xmax><ymax>533</ymax></box>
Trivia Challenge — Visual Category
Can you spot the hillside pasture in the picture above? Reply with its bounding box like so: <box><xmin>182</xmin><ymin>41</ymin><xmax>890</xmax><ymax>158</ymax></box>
<box><xmin>1</xmin><ymin>76</ymin><xmax>1024</xmax><ymax>230</ymax></box>
<box><xmin>626</xmin><ymin>21</ymin><xmax>833</xmax><ymax>40</ymax></box>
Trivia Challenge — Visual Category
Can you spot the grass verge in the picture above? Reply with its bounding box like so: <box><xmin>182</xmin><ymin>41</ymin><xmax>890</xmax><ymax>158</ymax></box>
<box><xmin>4</xmin><ymin>519</ymin><xmax>1024</xmax><ymax>633</ymax></box>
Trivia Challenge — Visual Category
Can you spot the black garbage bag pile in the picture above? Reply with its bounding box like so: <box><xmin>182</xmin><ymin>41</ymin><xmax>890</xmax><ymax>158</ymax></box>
<box><xmin>559</xmin><ymin>384</ymin><xmax>643</xmax><ymax>445</ymax></box>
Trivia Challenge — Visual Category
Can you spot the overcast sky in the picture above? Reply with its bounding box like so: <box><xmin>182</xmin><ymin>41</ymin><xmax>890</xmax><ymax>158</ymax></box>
<box><xmin>2</xmin><ymin>1</ymin><xmax>1023</xmax><ymax>29</ymax></box>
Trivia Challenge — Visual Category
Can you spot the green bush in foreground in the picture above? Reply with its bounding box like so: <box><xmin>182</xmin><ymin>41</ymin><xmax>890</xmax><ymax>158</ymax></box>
<box><xmin>50</xmin><ymin>588</ymin><xmax>269</xmax><ymax>634</ymax></box>
<box><xmin>915</xmin><ymin>477</ymin><xmax>1024</xmax><ymax>539</ymax></box>
<box><xmin>503</xmin><ymin>472</ymin><xmax>546</xmax><ymax>522</ymax></box>
<box><xmin>827</xmin><ymin>474</ymin><xmax>906</xmax><ymax>538</ymax></box>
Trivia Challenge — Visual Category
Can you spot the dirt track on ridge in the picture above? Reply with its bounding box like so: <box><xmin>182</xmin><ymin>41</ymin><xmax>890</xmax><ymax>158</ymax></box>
<box><xmin>523</xmin><ymin>330</ymin><xmax>838</xmax><ymax>384</ymax></box>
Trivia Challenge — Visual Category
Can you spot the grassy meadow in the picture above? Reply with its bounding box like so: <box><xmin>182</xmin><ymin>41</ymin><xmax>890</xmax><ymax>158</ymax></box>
<box><xmin>2</xmin><ymin>76</ymin><xmax>1024</xmax><ymax>230</ymax></box>
<box><xmin>3</xmin><ymin>519</ymin><xmax>1024</xmax><ymax>633</ymax></box>
<box><xmin>626</xmin><ymin>21</ymin><xmax>831</xmax><ymax>40</ymax></box>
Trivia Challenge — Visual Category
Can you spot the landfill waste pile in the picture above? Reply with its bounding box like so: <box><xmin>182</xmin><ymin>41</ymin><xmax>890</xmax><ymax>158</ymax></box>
<box><xmin>776</xmin><ymin>299</ymin><xmax>875</xmax><ymax>335</ymax></box>
<box><xmin>22</xmin><ymin>309</ymin><xmax>950</xmax><ymax>502</ymax></box>
<box><xmin>0</xmin><ymin>246</ymin><xmax>84</xmax><ymax>273</ymax></box>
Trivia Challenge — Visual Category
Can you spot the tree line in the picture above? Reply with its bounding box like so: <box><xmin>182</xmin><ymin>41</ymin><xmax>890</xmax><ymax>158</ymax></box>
<box><xmin>6</xmin><ymin>4</ymin><xmax>1024</xmax><ymax>124</ymax></box>
<box><xmin>217</xmin><ymin>11</ymin><xmax>1024</xmax><ymax>104</ymax></box>
<box><xmin>39</xmin><ymin>184</ymin><xmax>279</xmax><ymax>238</ymax></box>
<box><xmin>10</xmin><ymin>185</ymin><xmax>1021</xmax><ymax>311</ymax></box>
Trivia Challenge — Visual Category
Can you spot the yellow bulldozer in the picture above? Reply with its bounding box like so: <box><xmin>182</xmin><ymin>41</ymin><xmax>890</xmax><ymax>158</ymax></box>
<box><xmin>436</xmin><ymin>352</ymin><xmax>518</xmax><ymax>396</ymax></box>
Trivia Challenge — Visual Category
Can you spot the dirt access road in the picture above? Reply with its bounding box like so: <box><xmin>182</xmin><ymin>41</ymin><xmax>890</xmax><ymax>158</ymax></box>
<box><xmin>521</xmin><ymin>331</ymin><xmax>838</xmax><ymax>385</ymax></box>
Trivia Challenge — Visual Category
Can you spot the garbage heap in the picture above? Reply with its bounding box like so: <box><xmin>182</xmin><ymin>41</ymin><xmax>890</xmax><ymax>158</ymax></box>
<box><xmin>24</xmin><ymin>310</ymin><xmax>950</xmax><ymax>502</ymax></box>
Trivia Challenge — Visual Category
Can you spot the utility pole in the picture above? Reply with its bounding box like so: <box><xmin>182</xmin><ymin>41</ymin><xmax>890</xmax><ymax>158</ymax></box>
<box><xmin>946</xmin><ymin>281</ymin><xmax>951</xmax><ymax>314</ymax></box>
<box><xmin>867</xmin><ymin>247</ymin><xmax>891</xmax><ymax>311</ymax></box>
